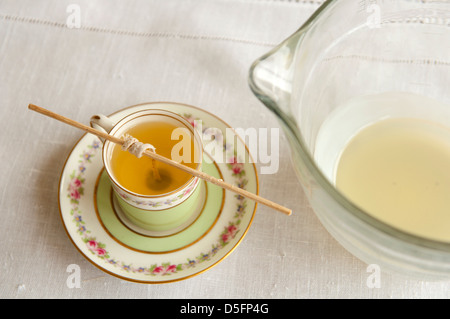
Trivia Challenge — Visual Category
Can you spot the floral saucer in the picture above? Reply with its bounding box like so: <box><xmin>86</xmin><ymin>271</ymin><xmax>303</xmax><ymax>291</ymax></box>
<box><xmin>58</xmin><ymin>102</ymin><xmax>258</xmax><ymax>284</ymax></box>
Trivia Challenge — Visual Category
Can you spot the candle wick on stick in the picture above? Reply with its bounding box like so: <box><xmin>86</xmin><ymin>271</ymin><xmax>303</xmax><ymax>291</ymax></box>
<box><xmin>121</xmin><ymin>134</ymin><xmax>161</xmax><ymax>181</ymax></box>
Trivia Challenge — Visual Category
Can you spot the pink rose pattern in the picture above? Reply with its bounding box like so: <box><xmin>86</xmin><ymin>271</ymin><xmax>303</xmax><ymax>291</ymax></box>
<box><xmin>70</xmin><ymin>114</ymin><xmax>250</xmax><ymax>277</ymax></box>
<box><xmin>87</xmin><ymin>240</ymin><xmax>108</xmax><ymax>258</ymax></box>
<box><xmin>69</xmin><ymin>178</ymin><xmax>82</xmax><ymax>200</ymax></box>
<box><xmin>227</xmin><ymin>156</ymin><xmax>245</xmax><ymax>177</ymax></box>
<box><xmin>221</xmin><ymin>224</ymin><xmax>238</xmax><ymax>244</ymax></box>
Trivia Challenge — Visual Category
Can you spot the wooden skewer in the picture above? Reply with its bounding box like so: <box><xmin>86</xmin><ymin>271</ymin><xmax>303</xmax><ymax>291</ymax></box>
<box><xmin>28</xmin><ymin>104</ymin><xmax>292</xmax><ymax>216</ymax></box>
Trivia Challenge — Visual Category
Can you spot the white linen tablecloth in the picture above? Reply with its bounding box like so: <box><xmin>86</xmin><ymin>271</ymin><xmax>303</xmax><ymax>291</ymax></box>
<box><xmin>1</xmin><ymin>0</ymin><xmax>449</xmax><ymax>299</ymax></box>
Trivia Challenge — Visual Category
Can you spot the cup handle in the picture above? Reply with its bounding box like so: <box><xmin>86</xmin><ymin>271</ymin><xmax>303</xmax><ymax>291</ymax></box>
<box><xmin>90</xmin><ymin>114</ymin><xmax>115</xmax><ymax>143</ymax></box>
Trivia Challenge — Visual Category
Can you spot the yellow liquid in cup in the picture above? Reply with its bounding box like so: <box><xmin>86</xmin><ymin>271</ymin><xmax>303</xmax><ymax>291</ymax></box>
<box><xmin>336</xmin><ymin>118</ymin><xmax>450</xmax><ymax>242</ymax></box>
<box><xmin>110</xmin><ymin>121</ymin><xmax>198</xmax><ymax>196</ymax></box>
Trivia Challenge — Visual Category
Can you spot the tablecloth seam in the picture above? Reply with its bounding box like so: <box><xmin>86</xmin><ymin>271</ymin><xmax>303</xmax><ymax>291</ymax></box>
<box><xmin>0</xmin><ymin>13</ymin><xmax>280</xmax><ymax>47</ymax></box>
<box><xmin>323</xmin><ymin>54</ymin><xmax>450</xmax><ymax>68</ymax></box>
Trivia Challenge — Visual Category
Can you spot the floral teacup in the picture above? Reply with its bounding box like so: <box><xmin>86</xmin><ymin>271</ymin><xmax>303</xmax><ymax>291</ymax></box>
<box><xmin>90</xmin><ymin>108</ymin><xmax>203</xmax><ymax>232</ymax></box>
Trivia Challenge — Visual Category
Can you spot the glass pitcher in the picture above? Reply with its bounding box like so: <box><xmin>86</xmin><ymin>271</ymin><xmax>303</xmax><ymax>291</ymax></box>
<box><xmin>249</xmin><ymin>0</ymin><xmax>450</xmax><ymax>280</ymax></box>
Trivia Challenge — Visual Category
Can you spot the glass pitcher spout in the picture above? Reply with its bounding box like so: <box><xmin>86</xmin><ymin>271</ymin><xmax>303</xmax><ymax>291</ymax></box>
<box><xmin>248</xmin><ymin>23</ymin><xmax>319</xmax><ymax>191</ymax></box>
<box><xmin>248</xmin><ymin>30</ymin><xmax>302</xmax><ymax>133</ymax></box>
<box><xmin>248</xmin><ymin>0</ymin><xmax>333</xmax><ymax>136</ymax></box>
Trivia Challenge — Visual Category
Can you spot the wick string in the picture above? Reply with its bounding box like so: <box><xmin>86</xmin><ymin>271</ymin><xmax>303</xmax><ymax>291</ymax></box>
<box><xmin>121</xmin><ymin>134</ymin><xmax>156</xmax><ymax>158</ymax></box>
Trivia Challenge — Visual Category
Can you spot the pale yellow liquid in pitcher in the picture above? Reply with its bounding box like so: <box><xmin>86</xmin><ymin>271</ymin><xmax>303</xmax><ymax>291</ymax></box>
<box><xmin>336</xmin><ymin>118</ymin><xmax>450</xmax><ymax>242</ymax></box>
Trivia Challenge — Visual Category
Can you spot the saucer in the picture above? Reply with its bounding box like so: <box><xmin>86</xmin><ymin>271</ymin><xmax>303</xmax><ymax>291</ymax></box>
<box><xmin>58</xmin><ymin>102</ymin><xmax>259</xmax><ymax>283</ymax></box>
